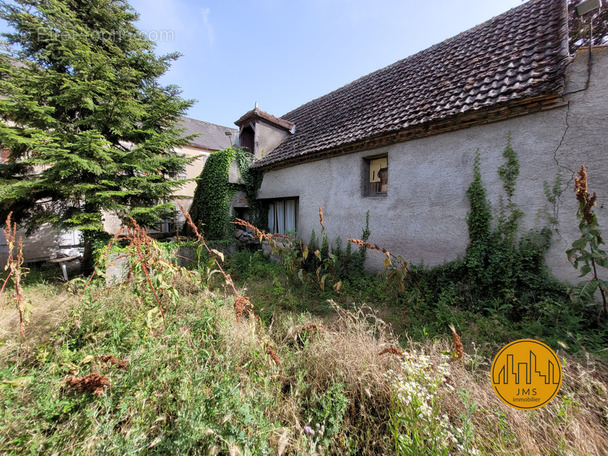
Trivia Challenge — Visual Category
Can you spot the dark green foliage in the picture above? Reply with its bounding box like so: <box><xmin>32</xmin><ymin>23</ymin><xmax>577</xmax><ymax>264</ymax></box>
<box><xmin>566</xmin><ymin>166</ymin><xmax>608</xmax><ymax>319</ymax></box>
<box><xmin>188</xmin><ymin>147</ymin><xmax>237</xmax><ymax>240</ymax></box>
<box><xmin>463</xmin><ymin>146</ymin><xmax>564</xmax><ymax>317</ymax></box>
<box><xmin>464</xmin><ymin>151</ymin><xmax>492</xmax><ymax>278</ymax></box>
<box><xmin>308</xmin><ymin>382</ymin><xmax>350</xmax><ymax>451</ymax></box>
<box><xmin>497</xmin><ymin>137</ymin><xmax>523</xmax><ymax>242</ymax></box>
<box><xmin>334</xmin><ymin>211</ymin><xmax>370</xmax><ymax>279</ymax></box>
<box><xmin>0</xmin><ymin>0</ymin><xmax>194</xmax><ymax>240</ymax></box>
<box><xmin>542</xmin><ymin>168</ymin><xmax>563</xmax><ymax>228</ymax></box>
<box><xmin>188</xmin><ymin>147</ymin><xmax>262</xmax><ymax>240</ymax></box>
<box><xmin>235</xmin><ymin>149</ymin><xmax>265</xmax><ymax>229</ymax></box>
<box><xmin>301</xmin><ymin>211</ymin><xmax>370</xmax><ymax>283</ymax></box>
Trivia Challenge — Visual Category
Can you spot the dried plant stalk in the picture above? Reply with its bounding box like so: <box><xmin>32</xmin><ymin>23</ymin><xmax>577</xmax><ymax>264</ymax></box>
<box><xmin>300</xmin><ymin>324</ymin><xmax>323</xmax><ymax>332</ymax></box>
<box><xmin>234</xmin><ymin>217</ymin><xmax>300</xmax><ymax>246</ymax></box>
<box><xmin>575</xmin><ymin>165</ymin><xmax>597</xmax><ymax>225</ymax></box>
<box><xmin>99</xmin><ymin>355</ymin><xmax>128</xmax><ymax>369</ymax></box>
<box><xmin>266</xmin><ymin>343</ymin><xmax>281</xmax><ymax>366</ymax></box>
<box><xmin>178</xmin><ymin>202</ymin><xmax>239</xmax><ymax>296</ymax></box>
<box><xmin>127</xmin><ymin>218</ymin><xmax>166</xmax><ymax>321</ymax></box>
<box><xmin>449</xmin><ymin>324</ymin><xmax>464</xmax><ymax>361</ymax></box>
<box><xmin>65</xmin><ymin>373</ymin><xmax>110</xmax><ymax>396</ymax></box>
<box><xmin>378</xmin><ymin>346</ymin><xmax>404</xmax><ymax>357</ymax></box>
<box><xmin>1</xmin><ymin>213</ymin><xmax>29</xmax><ymax>339</ymax></box>
<box><xmin>571</xmin><ymin>165</ymin><xmax>607</xmax><ymax>319</ymax></box>
<box><xmin>319</xmin><ymin>206</ymin><xmax>325</xmax><ymax>232</ymax></box>
<box><xmin>234</xmin><ymin>296</ymin><xmax>254</xmax><ymax>322</ymax></box>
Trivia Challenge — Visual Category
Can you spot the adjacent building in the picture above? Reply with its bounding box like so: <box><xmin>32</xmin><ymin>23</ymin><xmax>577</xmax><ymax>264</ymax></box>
<box><xmin>0</xmin><ymin>117</ymin><xmax>237</xmax><ymax>264</ymax></box>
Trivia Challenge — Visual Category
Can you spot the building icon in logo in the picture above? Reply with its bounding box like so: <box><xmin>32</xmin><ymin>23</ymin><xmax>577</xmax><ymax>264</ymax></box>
<box><xmin>491</xmin><ymin>339</ymin><xmax>562</xmax><ymax>410</ymax></box>
<box><xmin>492</xmin><ymin>350</ymin><xmax>560</xmax><ymax>386</ymax></box>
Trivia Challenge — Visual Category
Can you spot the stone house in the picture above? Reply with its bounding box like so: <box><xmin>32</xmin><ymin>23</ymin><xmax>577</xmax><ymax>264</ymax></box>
<box><xmin>234</xmin><ymin>0</ymin><xmax>607</xmax><ymax>281</ymax></box>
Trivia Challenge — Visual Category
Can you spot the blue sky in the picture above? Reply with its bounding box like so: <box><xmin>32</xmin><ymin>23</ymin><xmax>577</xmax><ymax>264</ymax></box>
<box><xmin>128</xmin><ymin>0</ymin><xmax>525</xmax><ymax>128</ymax></box>
<box><xmin>7</xmin><ymin>0</ymin><xmax>526</xmax><ymax>129</ymax></box>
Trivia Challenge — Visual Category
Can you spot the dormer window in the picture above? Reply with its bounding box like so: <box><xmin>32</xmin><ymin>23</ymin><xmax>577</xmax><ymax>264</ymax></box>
<box><xmin>240</xmin><ymin>125</ymin><xmax>255</xmax><ymax>154</ymax></box>
<box><xmin>234</xmin><ymin>106</ymin><xmax>294</xmax><ymax>159</ymax></box>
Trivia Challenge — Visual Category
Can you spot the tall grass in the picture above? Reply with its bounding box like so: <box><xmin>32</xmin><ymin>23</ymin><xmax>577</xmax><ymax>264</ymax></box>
<box><xmin>1</xmin><ymin>269</ymin><xmax>607</xmax><ymax>455</ymax></box>
<box><xmin>1</xmin><ymin>218</ymin><xmax>608</xmax><ymax>455</ymax></box>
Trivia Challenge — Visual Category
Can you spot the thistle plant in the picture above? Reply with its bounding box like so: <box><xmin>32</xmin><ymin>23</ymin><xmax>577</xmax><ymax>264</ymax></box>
<box><xmin>301</xmin><ymin>422</ymin><xmax>326</xmax><ymax>455</ymax></box>
<box><xmin>566</xmin><ymin>165</ymin><xmax>608</xmax><ymax>320</ymax></box>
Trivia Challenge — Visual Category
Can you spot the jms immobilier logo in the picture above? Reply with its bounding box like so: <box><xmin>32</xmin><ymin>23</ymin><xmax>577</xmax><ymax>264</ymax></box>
<box><xmin>491</xmin><ymin>339</ymin><xmax>562</xmax><ymax>410</ymax></box>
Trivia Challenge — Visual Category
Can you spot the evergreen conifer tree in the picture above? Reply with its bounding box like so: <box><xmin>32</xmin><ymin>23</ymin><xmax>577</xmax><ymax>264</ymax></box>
<box><xmin>0</xmin><ymin>0</ymin><xmax>194</xmax><ymax>268</ymax></box>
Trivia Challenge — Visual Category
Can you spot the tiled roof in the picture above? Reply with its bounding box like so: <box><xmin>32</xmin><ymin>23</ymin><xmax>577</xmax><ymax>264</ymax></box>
<box><xmin>253</xmin><ymin>0</ymin><xmax>568</xmax><ymax>169</ymax></box>
<box><xmin>178</xmin><ymin>117</ymin><xmax>238</xmax><ymax>150</ymax></box>
<box><xmin>235</xmin><ymin>107</ymin><xmax>295</xmax><ymax>132</ymax></box>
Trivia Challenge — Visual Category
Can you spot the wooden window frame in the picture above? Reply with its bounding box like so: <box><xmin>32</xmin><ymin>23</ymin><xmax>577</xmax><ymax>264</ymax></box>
<box><xmin>362</xmin><ymin>154</ymin><xmax>388</xmax><ymax>197</ymax></box>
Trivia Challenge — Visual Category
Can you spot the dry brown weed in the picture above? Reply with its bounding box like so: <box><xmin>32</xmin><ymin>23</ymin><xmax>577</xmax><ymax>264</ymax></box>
<box><xmin>378</xmin><ymin>346</ymin><xmax>404</xmax><ymax>357</ymax></box>
<box><xmin>65</xmin><ymin>373</ymin><xmax>110</xmax><ymax>397</ymax></box>
<box><xmin>99</xmin><ymin>355</ymin><xmax>127</xmax><ymax>369</ymax></box>
<box><xmin>449</xmin><ymin>324</ymin><xmax>464</xmax><ymax>360</ymax></box>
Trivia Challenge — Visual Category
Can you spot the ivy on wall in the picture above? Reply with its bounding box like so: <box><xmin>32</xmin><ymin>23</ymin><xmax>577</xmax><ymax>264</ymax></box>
<box><xmin>188</xmin><ymin>147</ymin><xmax>264</xmax><ymax>240</ymax></box>
<box><xmin>235</xmin><ymin>151</ymin><xmax>266</xmax><ymax>230</ymax></box>
<box><xmin>462</xmin><ymin>142</ymin><xmax>560</xmax><ymax>316</ymax></box>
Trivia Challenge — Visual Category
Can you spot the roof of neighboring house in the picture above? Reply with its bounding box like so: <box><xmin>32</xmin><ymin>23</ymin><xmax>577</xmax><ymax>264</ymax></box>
<box><xmin>252</xmin><ymin>0</ymin><xmax>569</xmax><ymax>169</ymax></box>
<box><xmin>178</xmin><ymin>117</ymin><xmax>238</xmax><ymax>151</ymax></box>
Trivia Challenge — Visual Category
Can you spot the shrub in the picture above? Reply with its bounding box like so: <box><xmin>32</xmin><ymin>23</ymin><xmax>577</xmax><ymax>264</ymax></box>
<box><xmin>567</xmin><ymin>165</ymin><xmax>608</xmax><ymax>321</ymax></box>
<box><xmin>188</xmin><ymin>147</ymin><xmax>262</xmax><ymax>241</ymax></box>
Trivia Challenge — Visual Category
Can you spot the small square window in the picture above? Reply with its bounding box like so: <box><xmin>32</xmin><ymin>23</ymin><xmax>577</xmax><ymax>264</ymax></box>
<box><xmin>363</xmin><ymin>155</ymin><xmax>388</xmax><ymax>197</ymax></box>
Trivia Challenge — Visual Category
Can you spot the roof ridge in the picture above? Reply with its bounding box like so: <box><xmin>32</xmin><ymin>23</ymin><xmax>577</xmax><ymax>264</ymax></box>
<box><xmin>282</xmin><ymin>0</ymin><xmax>559</xmax><ymax>121</ymax></box>
<box><xmin>256</xmin><ymin>0</ymin><xmax>567</xmax><ymax>169</ymax></box>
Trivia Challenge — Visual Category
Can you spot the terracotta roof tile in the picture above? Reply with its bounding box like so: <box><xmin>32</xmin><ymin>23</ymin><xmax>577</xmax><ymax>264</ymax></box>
<box><xmin>253</xmin><ymin>0</ymin><xmax>568</xmax><ymax>169</ymax></box>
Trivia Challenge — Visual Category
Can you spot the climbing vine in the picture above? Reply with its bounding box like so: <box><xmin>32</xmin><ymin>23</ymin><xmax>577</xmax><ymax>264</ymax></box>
<box><xmin>463</xmin><ymin>141</ymin><xmax>561</xmax><ymax>316</ymax></box>
<box><xmin>188</xmin><ymin>147</ymin><xmax>264</xmax><ymax>240</ymax></box>
<box><xmin>188</xmin><ymin>147</ymin><xmax>237</xmax><ymax>240</ymax></box>
<box><xmin>497</xmin><ymin>136</ymin><xmax>524</xmax><ymax>242</ymax></box>
<box><xmin>465</xmin><ymin>150</ymin><xmax>492</xmax><ymax>263</ymax></box>
<box><xmin>234</xmin><ymin>149</ymin><xmax>265</xmax><ymax>229</ymax></box>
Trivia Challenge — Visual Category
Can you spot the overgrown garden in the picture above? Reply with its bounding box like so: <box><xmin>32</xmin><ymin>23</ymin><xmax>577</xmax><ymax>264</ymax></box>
<box><xmin>1</xmin><ymin>139</ymin><xmax>608</xmax><ymax>454</ymax></box>
<box><xmin>1</xmin><ymin>0</ymin><xmax>607</xmax><ymax>452</ymax></box>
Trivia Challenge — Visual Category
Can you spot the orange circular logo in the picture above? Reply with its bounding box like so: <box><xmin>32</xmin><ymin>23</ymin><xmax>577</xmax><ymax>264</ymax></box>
<box><xmin>491</xmin><ymin>339</ymin><xmax>562</xmax><ymax>410</ymax></box>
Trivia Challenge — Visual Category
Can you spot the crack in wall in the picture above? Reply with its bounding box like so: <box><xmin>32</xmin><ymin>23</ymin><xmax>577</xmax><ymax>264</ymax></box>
<box><xmin>547</xmin><ymin>102</ymin><xmax>576</xmax><ymax>240</ymax></box>
<box><xmin>548</xmin><ymin>47</ymin><xmax>595</xmax><ymax>240</ymax></box>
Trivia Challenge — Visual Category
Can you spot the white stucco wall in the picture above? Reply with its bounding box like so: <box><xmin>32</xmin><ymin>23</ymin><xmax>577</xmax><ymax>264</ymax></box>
<box><xmin>0</xmin><ymin>225</ymin><xmax>82</xmax><ymax>267</ymax></box>
<box><xmin>254</xmin><ymin>122</ymin><xmax>290</xmax><ymax>160</ymax></box>
<box><xmin>177</xmin><ymin>145</ymin><xmax>210</xmax><ymax>199</ymax></box>
<box><xmin>257</xmin><ymin>48</ymin><xmax>608</xmax><ymax>282</ymax></box>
